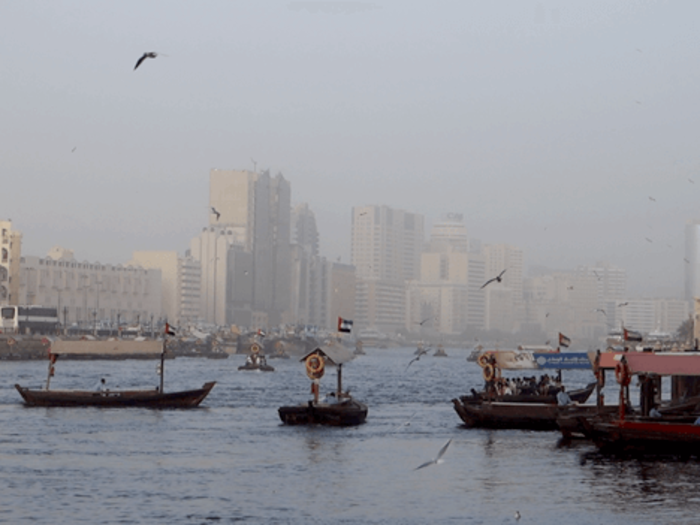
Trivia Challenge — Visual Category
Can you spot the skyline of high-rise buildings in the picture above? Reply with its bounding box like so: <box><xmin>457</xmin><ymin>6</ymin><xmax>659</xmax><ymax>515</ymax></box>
<box><xmin>0</xmin><ymin>169</ymin><xmax>695</xmax><ymax>343</ymax></box>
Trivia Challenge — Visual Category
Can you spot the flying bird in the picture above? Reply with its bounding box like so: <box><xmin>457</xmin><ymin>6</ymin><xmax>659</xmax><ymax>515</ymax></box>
<box><xmin>416</xmin><ymin>317</ymin><xmax>433</xmax><ymax>326</ymax></box>
<box><xmin>481</xmin><ymin>269</ymin><xmax>506</xmax><ymax>289</ymax></box>
<box><xmin>515</xmin><ymin>510</ymin><xmax>521</xmax><ymax>520</ymax></box>
<box><xmin>648</xmin><ymin>196</ymin><xmax>656</xmax><ymax>202</ymax></box>
<box><xmin>71</xmin><ymin>146</ymin><xmax>77</xmax><ymax>153</ymax></box>
<box><xmin>134</xmin><ymin>52</ymin><xmax>158</xmax><ymax>70</ymax></box>
<box><xmin>618</xmin><ymin>302</ymin><xmax>629</xmax><ymax>307</ymax></box>
<box><xmin>211</xmin><ymin>207</ymin><xmax>221</xmax><ymax>221</ymax></box>
<box><xmin>594</xmin><ymin>308</ymin><xmax>606</xmax><ymax>316</ymax></box>
<box><xmin>685</xmin><ymin>258</ymin><xmax>691</xmax><ymax>264</ymax></box>
<box><xmin>645</xmin><ymin>237</ymin><xmax>653</xmax><ymax>243</ymax></box>
<box><xmin>689</xmin><ymin>178</ymin><xmax>695</xmax><ymax>184</ymax></box>
<box><xmin>415</xmin><ymin>439</ymin><xmax>452</xmax><ymax>470</ymax></box>
<box><xmin>405</xmin><ymin>349</ymin><xmax>428</xmax><ymax>371</ymax></box>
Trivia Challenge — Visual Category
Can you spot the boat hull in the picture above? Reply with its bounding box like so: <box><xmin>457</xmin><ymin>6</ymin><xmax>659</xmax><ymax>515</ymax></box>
<box><xmin>237</xmin><ymin>364</ymin><xmax>275</xmax><ymax>372</ymax></box>
<box><xmin>15</xmin><ymin>381</ymin><xmax>216</xmax><ymax>408</ymax></box>
<box><xmin>588</xmin><ymin>417</ymin><xmax>700</xmax><ymax>455</ymax></box>
<box><xmin>452</xmin><ymin>382</ymin><xmax>596</xmax><ymax>430</ymax></box>
<box><xmin>279</xmin><ymin>399</ymin><xmax>368</xmax><ymax>426</ymax></box>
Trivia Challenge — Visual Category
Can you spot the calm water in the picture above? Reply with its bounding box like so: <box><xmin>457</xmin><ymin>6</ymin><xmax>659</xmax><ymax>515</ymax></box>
<box><xmin>1</xmin><ymin>347</ymin><xmax>699</xmax><ymax>524</ymax></box>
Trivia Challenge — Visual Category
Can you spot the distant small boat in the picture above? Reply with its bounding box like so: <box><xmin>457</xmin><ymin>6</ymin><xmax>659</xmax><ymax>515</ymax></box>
<box><xmin>238</xmin><ymin>347</ymin><xmax>275</xmax><ymax>372</ymax></box>
<box><xmin>434</xmin><ymin>344</ymin><xmax>448</xmax><ymax>357</ymax></box>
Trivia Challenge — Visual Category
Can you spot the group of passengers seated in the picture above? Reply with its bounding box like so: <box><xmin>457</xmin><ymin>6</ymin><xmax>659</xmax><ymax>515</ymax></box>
<box><xmin>487</xmin><ymin>374</ymin><xmax>564</xmax><ymax>397</ymax></box>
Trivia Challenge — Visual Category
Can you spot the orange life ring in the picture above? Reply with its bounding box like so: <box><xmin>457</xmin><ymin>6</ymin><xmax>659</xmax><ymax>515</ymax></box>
<box><xmin>305</xmin><ymin>354</ymin><xmax>325</xmax><ymax>379</ymax></box>
<box><xmin>483</xmin><ymin>363</ymin><xmax>495</xmax><ymax>382</ymax></box>
<box><xmin>250</xmin><ymin>343</ymin><xmax>260</xmax><ymax>354</ymax></box>
<box><xmin>477</xmin><ymin>353</ymin><xmax>491</xmax><ymax>368</ymax></box>
<box><xmin>615</xmin><ymin>361</ymin><xmax>630</xmax><ymax>386</ymax></box>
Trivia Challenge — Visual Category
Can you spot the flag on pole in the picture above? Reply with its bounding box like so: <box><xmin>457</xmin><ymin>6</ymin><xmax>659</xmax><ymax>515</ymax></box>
<box><xmin>165</xmin><ymin>323</ymin><xmax>176</xmax><ymax>336</ymax></box>
<box><xmin>623</xmin><ymin>328</ymin><xmax>642</xmax><ymax>342</ymax></box>
<box><xmin>338</xmin><ymin>317</ymin><xmax>353</xmax><ymax>333</ymax></box>
<box><xmin>257</xmin><ymin>328</ymin><xmax>266</xmax><ymax>337</ymax></box>
<box><xmin>558</xmin><ymin>332</ymin><xmax>571</xmax><ymax>348</ymax></box>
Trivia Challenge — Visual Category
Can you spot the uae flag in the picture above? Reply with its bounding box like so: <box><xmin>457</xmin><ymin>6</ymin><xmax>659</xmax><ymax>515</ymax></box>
<box><xmin>558</xmin><ymin>332</ymin><xmax>571</xmax><ymax>348</ymax></box>
<box><xmin>623</xmin><ymin>328</ymin><xmax>643</xmax><ymax>342</ymax></box>
<box><xmin>165</xmin><ymin>323</ymin><xmax>176</xmax><ymax>336</ymax></box>
<box><xmin>338</xmin><ymin>317</ymin><xmax>354</xmax><ymax>333</ymax></box>
<box><xmin>257</xmin><ymin>328</ymin><xmax>266</xmax><ymax>337</ymax></box>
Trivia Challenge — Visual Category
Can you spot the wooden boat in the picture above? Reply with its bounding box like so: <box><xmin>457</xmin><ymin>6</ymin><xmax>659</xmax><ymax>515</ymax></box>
<box><xmin>14</xmin><ymin>336</ymin><xmax>216</xmax><ymax>408</ymax></box>
<box><xmin>279</xmin><ymin>345</ymin><xmax>368</xmax><ymax>426</ymax></box>
<box><xmin>453</xmin><ymin>382</ymin><xmax>596</xmax><ymax>430</ymax></box>
<box><xmin>452</xmin><ymin>349</ymin><xmax>596</xmax><ymax>430</ymax></box>
<box><xmin>238</xmin><ymin>344</ymin><xmax>275</xmax><ymax>371</ymax></box>
<box><xmin>433</xmin><ymin>344</ymin><xmax>448</xmax><ymax>357</ymax></box>
<box><xmin>15</xmin><ymin>382</ymin><xmax>215</xmax><ymax>408</ymax></box>
<box><xmin>582</xmin><ymin>352</ymin><xmax>700</xmax><ymax>455</ymax></box>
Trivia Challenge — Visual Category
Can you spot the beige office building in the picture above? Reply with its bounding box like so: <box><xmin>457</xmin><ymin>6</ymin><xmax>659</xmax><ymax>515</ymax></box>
<box><xmin>0</xmin><ymin>220</ymin><xmax>21</xmax><ymax>305</ymax></box>
<box><xmin>129</xmin><ymin>251</ymin><xmax>201</xmax><ymax>327</ymax></box>
<box><xmin>351</xmin><ymin>205</ymin><xmax>424</xmax><ymax>334</ymax></box>
<box><xmin>19</xmin><ymin>247</ymin><xmax>161</xmax><ymax>329</ymax></box>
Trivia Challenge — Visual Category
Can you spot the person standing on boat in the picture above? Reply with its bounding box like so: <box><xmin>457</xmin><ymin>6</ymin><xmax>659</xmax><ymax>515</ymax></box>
<box><xmin>95</xmin><ymin>378</ymin><xmax>107</xmax><ymax>393</ymax></box>
<box><xmin>556</xmin><ymin>385</ymin><xmax>572</xmax><ymax>406</ymax></box>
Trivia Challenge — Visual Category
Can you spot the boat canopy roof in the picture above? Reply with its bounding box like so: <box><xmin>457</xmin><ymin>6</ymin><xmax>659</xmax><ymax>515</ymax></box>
<box><xmin>300</xmin><ymin>345</ymin><xmax>354</xmax><ymax>366</ymax></box>
<box><xmin>51</xmin><ymin>340</ymin><xmax>163</xmax><ymax>356</ymax></box>
<box><xmin>626</xmin><ymin>352</ymin><xmax>700</xmax><ymax>376</ymax></box>
<box><xmin>486</xmin><ymin>350</ymin><xmax>591</xmax><ymax>370</ymax></box>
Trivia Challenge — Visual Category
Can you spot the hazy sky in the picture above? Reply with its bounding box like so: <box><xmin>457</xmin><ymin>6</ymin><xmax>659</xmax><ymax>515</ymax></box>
<box><xmin>2</xmin><ymin>1</ymin><xmax>699</xmax><ymax>297</ymax></box>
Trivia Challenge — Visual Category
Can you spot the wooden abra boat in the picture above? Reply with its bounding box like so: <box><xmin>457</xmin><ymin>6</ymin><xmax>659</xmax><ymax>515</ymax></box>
<box><xmin>15</xmin><ymin>382</ymin><xmax>215</xmax><ymax>408</ymax></box>
<box><xmin>238</xmin><ymin>343</ymin><xmax>275</xmax><ymax>371</ymax></box>
<box><xmin>583</xmin><ymin>352</ymin><xmax>700</xmax><ymax>455</ymax></box>
<box><xmin>452</xmin><ymin>349</ymin><xmax>596</xmax><ymax>430</ymax></box>
<box><xmin>15</xmin><ymin>334</ymin><xmax>216</xmax><ymax>408</ymax></box>
<box><xmin>278</xmin><ymin>345</ymin><xmax>368</xmax><ymax>426</ymax></box>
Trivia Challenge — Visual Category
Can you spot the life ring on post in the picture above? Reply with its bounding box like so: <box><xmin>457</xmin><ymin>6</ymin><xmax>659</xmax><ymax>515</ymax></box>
<box><xmin>482</xmin><ymin>363</ymin><xmax>495</xmax><ymax>382</ymax></box>
<box><xmin>305</xmin><ymin>354</ymin><xmax>325</xmax><ymax>379</ymax></box>
<box><xmin>615</xmin><ymin>360</ymin><xmax>631</xmax><ymax>386</ymax></box>
<box><xmin>250</xmin><ymin>343</ymin><xmax>260</xmax><ymax>354</ymax></box>
<box><xmin>477</xmin><ymin>353</ymin><xmax>491</xmax><ymax>368</ymax></box>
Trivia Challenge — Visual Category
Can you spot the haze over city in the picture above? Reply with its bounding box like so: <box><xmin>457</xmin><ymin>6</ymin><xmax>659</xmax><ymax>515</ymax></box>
<box><xmin>2</xmin><ymin>1</ymin><xmax>699</xmax><ymax>297</ymax></box>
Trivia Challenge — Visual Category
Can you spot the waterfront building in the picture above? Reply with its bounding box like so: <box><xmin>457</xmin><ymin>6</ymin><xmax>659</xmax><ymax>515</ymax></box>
<box><xmin>201</xmin><ymin>169</ymin><xmax>291</xmax><ymax>327</ymax></box>
<box><xmin>483</xmin><ymin>244</ymin><xmax>523</xmax><ymax>332</ymax></box>
<box><xmin>129</xmin><ymin>251</ymin><xmax>201</xmax><ymax>327</ymax></box>
<box><xmin>190</xmin><ymin>226</ymin><xmax>252</xmax><ymax>327</ymax></box>
<box><xmin>685</xmin><ymin>219</ymin><xmax>700</xmax><ymax>304</ymax></box>
<box><xmin>407</xmin><ymin>214</ymin><xmax>486</xmax><ymax>335</ymax></box>
<box><xmin>19</xmin><ymin>247</ymin><xmax>161</xmax><ymax>329</ymax></box>
<box><xmin>0</xmin><ymin>220</ymin><xmax>21</xmax><ymax>305</ymax></box>
<box><xmin>351</xmin><ymin>205</ymin><xmax>424</xmax><ymax>334</ymax></box>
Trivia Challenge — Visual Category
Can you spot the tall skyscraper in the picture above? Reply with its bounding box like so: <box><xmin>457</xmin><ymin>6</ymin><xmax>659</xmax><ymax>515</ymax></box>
<box><xmin>202</xmin><ymin>169</ymin><xmax>291</xmax><ymax>327</ymax></box>
<box><xmin>483</xmin><ymin>244</ymin><xmax>524</xmax><ymax>332</ymax></box>
<box><xmin>351</xmin><ymin>205</ymin><xmax>424</xmax><ymax>333</ymax></box>
<box><xmin>686</xmin><ymin>219</ymin><xmax>700</xmax><ymax>303</ymax></box>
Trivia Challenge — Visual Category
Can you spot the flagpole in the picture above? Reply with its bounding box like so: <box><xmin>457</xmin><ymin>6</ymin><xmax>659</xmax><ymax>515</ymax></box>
<box><xmin>160</xmin><ymin>335</ymin><xmax>165</xmax><ymax>393</ymax></box>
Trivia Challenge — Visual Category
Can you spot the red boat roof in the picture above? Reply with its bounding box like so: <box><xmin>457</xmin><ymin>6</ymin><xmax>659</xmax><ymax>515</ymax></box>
<box><xmin>626</xmin><ymin>352</ymin><xmax>700</xmax><ymax>376</ymax></box>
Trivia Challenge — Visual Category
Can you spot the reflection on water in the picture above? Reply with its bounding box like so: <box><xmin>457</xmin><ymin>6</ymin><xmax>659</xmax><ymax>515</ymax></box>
<box><xmin>0</xmin><ymin>349</ymin><xmax>698</xmax><ymax>523</ymax></box>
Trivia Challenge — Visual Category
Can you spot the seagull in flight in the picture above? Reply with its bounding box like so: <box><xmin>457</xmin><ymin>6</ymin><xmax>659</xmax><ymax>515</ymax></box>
<box><xmin>648</xmin><ymin>196</ymin><xmax>656</xmax><ymax>202</ymax></box>
<box><xmin>406</xmin><ymin>349</ymin><xmax>428</xmax><ymax>371</ymax></box>
<box><xmin>416</xmin><ymin>317</ymin><xmax>433</xmax><ymax>326</ymax></box>
<box><xmin>211</xmin><ymin>207</ymin><xmax>221</xmax><ymax>221</ymax></box>
<box><xmin>134</xmin><ymin>52</ymin><xmax>159</xmax><ymax>70</ymax></box>
<box><xmin>594</xmin><ymin>308</ymin><xmax>607</xmax><ymax>316</ymax></box>
<box><xmin>481</xmin><ymin>269</ymin><xmax>506</xmax><ymax>289</ymax></box>
<box><xmin>415</xmin><ymin>439</ymin><xmax>452</xmax><ymax>470</ymax></box>
<box><xmin>618</xmin><ymin>302</ymin><xmax>629</xmax><ymax>307</ymax></box>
